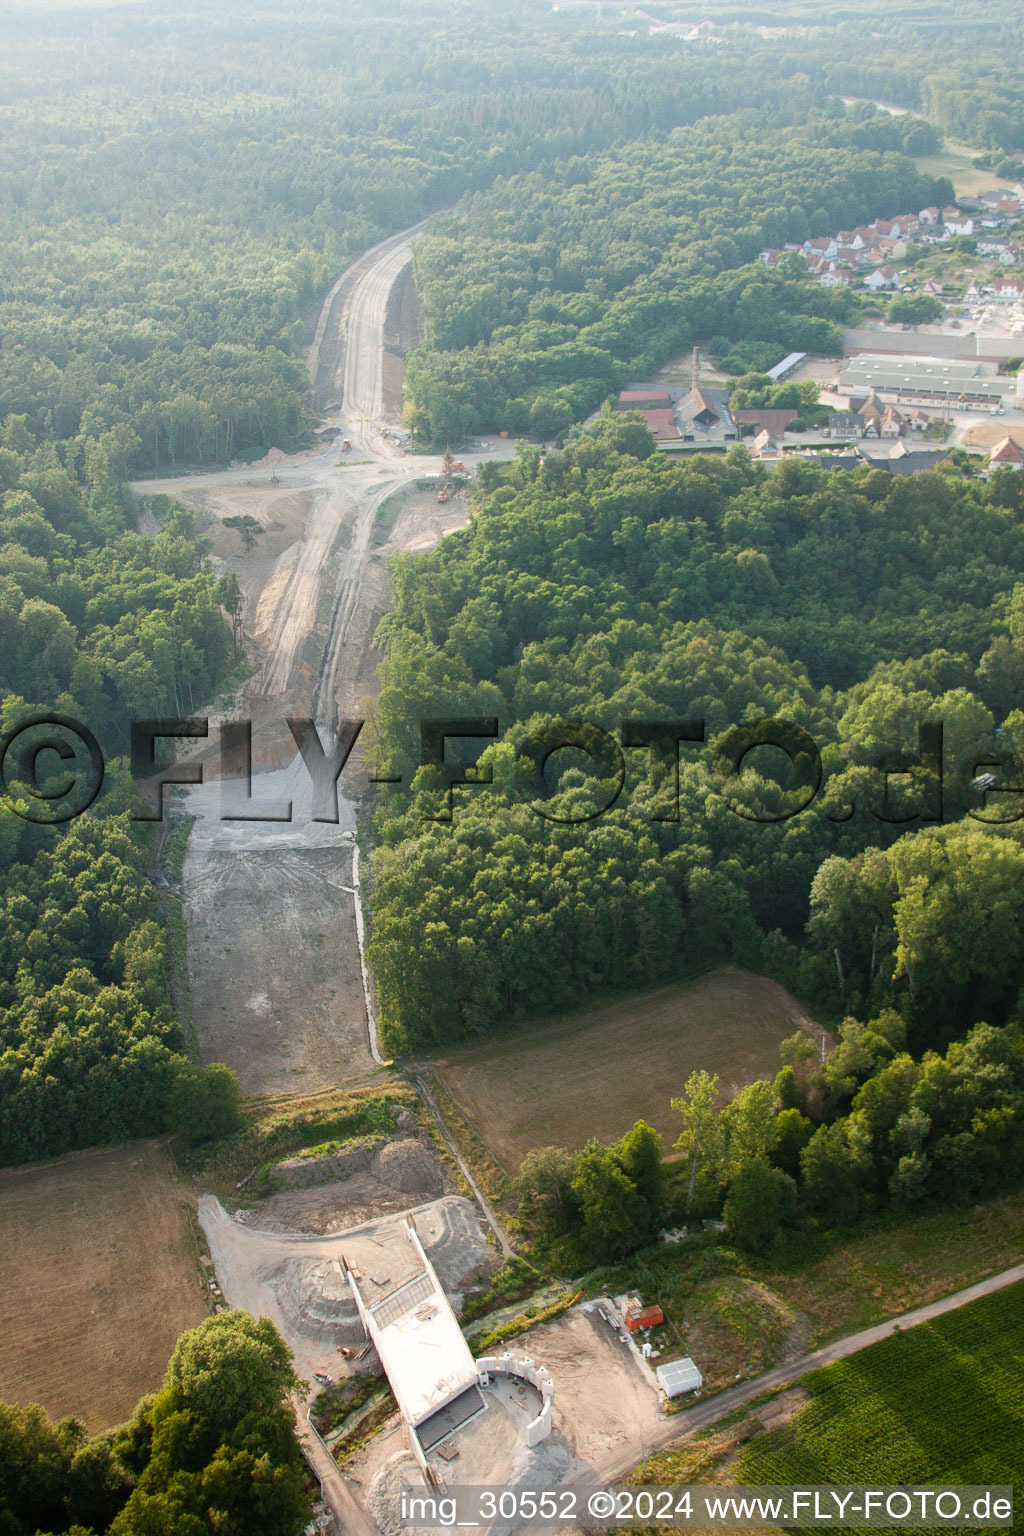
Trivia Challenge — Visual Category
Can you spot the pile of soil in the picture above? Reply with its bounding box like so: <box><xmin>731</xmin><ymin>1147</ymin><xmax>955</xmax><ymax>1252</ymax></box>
<box><xmin>253</xmin><ymin>1135</ymin><xmax>453</xmax><ymax>1235</ymax></box>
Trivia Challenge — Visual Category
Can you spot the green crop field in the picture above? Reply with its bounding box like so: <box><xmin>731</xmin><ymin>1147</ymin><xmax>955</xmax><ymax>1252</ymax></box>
<box><xmin>738</xmin><ymin>1281</ymin><xmax>1024</xmax><ymax>1510</ymax></box>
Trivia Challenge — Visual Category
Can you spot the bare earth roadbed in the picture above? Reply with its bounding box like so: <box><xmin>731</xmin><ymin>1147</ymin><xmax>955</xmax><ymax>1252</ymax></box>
<box><xmin>435</xmin><ymin>966</ymin><xmax>826</xmax><ymax>1170</ymax></box>
<box><xmin>179</xmin><ymin>480</ymin><xmax>471</xmax><ymax>1097</ymax></box>
<box><xmin>136</xmin><ymin>219</ymin><xmax>488</xmax><ymax>1103</ymax></box>
<box><xmin>0</xmin><ymin>1141</ymin><xmax>206</xmax><ymax>1432</ymax></box>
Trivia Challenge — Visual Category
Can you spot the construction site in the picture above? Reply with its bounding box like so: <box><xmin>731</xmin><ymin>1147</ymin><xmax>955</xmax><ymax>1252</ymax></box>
<box><xmin>197</xmin><ymin>1108</ymin><xmax>697</xmax><ymax>1536</ymax></box>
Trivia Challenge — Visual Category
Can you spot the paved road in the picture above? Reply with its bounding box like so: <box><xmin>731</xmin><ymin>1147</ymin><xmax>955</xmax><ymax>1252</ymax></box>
<box><xmin>590</xmin><ymin>1258</ymin><xmax>1024</xmax><ymax>1483</ymax></box>
<box><xmin>343</xmin><ymin>239</ymin><xmax>416</xmax><ymax>437</ymax></box>
<box><xmin>308</xmin><ymin>217</ymin><xmax>428</xmax><ymax>417</ymax></box>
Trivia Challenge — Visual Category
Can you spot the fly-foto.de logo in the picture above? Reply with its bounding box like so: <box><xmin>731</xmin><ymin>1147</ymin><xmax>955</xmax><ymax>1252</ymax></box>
<box><xmin>1</xmin><ymin>713</ymin><xmax>1020</xmax><ymax>829</ymax></box>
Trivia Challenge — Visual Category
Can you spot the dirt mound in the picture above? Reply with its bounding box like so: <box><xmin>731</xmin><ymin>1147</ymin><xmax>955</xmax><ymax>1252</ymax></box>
<box><xmin>270</xmin><ymin>1137</ymin><xmax>385</xmax><ymax>1189</ymax></box>
<box><xmin>271</xmin><ymin>1256</ymin><xmax>367</xmax><ymax>1348</ymax></box>
<box><xmin>251</xmin><ymin>1135</ymin><xmax>457</xmax><ymax>1235</ymax></box>
<box><xmin>682</xmin><ymin>1275</ymin><xmax>805</xmax><ymax>1392</ymax></box>
<box><xmin>413</xmin><ymin>1196</ymin><xmax>490</xmax><ymax>1303</ymax></box>
<box><xmin>375</xmin><ymin>1138</ymin><xmax>445</xmax><ymax>1196</ymax></box>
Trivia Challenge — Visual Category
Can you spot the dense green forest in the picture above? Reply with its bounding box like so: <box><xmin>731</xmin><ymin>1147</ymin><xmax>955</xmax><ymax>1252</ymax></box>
<box><xmin>405</xmin><ymin>110</ymin><xmax>948</xmax><ymax>442</ymax></box>
<box><xmin>368</xmin><ymin>423</ymin><xmax>1024</xmax><ymax>1053</ymax></box>
<box><xmin>0</xmin><ymin>402</ymin><xmax>239</xmax><ymax>1166</ymax></box>
<box><xmin>2</xmin><ymin>0</ymin><xmax>1015</xmax><ymax>468</ymax></box>
<box><xmin>0</xmin><ymin>1313</ymin><xmax>308</xmax><ymax>1536</ymax></box>
<box><xmin>1</xmin><ymin>0</ymin><xmax>957</xmax><ymax>468</ymax></box>
<box><xmin>631</xmin><ymin>0</ymin><xmax>1024</xmax><ymax>156</ymax></box>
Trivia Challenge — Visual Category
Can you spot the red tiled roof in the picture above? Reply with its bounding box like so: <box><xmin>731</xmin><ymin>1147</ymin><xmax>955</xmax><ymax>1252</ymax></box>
<box><xmin>733</xmin><ymin>408</ymin><xmax>799</xmax><ymax>435</ymax></box>
<box><xmin>641</xmin><ymin>409</ymin><xmax>682</xmax><ymax>440</ymax></box>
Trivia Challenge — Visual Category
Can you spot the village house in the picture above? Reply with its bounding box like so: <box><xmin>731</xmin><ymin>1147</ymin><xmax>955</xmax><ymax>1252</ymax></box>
<box><xmin>918</xmin><ymin>225</ymin><xmax>950</xmax><ymax>246</ymax></box>
<box><xmin>990</xmin><ymin>436</ymin><xmax>1024</xmax><ymax>471</ymax></box>
<box><xmin>751</xmin><ymin>428</ymin><xmax>782</xmax><ymax>462</ymax></box>
<box><xmin>835</xmin><ymin>244</ymin><xmax>863</xmax><ymax>267</ymax></box>
<box><xmin>733</xmin><ymin>407</ymin><xmax>799</xmax><ymax>437</ymax></box>
<box><xmin>865</xmin><ymin>265</ymin><xmax>899</xmax><ymax>292</ymax></box>
<box><xmin>976</xmin><ymin>240</ymin><xmax>1020</xmax><ymax>264</ymax></box>
<box><xmin>829</xmin><ymin>411</ymin><xmax>866</xmax><ymax>440</ymax></box>
<box><xmin>859</xmin><ymin>390</ymin><xmax>885</xmax><ymax>427</ymax></box>
<box><xmin>943</xmin><ymin>208</ymin><xmax>975</xmax><ymax>237</ymax></box>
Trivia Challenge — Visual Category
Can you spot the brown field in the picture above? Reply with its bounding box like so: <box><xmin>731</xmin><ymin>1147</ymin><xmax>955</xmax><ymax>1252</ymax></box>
<box><xmin>0</xmin><ymin>1140</ymin><xmax>207</xmax><ymax>1432</ymax></box>
<box><xmin>434</xmin><ymin>967</ymin><xmax>824</xmax><ymax>1172</ymax></box>
<box><xmin>961</xmin><ymin>421</ymin><xmax>1023</xmax><ymax>451</ymax></box>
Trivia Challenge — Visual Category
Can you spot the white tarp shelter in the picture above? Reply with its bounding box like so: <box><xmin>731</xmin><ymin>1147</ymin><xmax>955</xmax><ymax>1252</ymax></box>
<box><xmin>656</xmin><ymin>1356</ymin><xmax>703</xmax><ymax>1397</ymax></box>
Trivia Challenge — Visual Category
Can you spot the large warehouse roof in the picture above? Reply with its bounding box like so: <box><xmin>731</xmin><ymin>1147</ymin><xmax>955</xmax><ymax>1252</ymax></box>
<box><xmin>343</xmin><ymin>1218</ymin><xmax>479</xmax><ymax>1430</ymax></box>
<box><xmin>838</xmin><ymin>353</ymin><xmax>1015</xmax><ymax>403</ymax></box>
<box><xmin>767</xmin><ymin>351</ymin><xmax>806</xmax><ymax>382</ymax></box>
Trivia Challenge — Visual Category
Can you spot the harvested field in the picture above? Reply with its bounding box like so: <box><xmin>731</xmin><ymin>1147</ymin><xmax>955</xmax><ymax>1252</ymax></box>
<box><xmin>434</xmin><ymin>967</ymin><xmax>825</xmax><ymax>1171</ymax></box>
<box><xmin>0</xmin><ymin>1140</ymin><xmax>206</xmax><ymax>1433</ymax></box>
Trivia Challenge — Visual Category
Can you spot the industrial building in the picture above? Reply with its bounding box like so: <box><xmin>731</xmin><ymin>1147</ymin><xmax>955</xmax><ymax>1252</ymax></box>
<box><xmin>766</xmin><ymin>351</ymin><xmax>806</xmax><ymax>382</ymax></box>
<box><xmin>838</xmin><ymin>354</ymin><xmax>1024</xmax><ymax>410</ymax></box>
<box><xmin>676</xmin><ymin>385</ymin><xmax>738</xmax><ymax>442</ymax></box>
<box><xmin>616</xmin><ymin>389</ymin><xmax>672</xmax><ymax>411</ymax></box>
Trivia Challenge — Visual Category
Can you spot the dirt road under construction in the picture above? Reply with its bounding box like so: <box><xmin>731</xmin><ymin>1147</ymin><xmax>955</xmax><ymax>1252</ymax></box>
<box><xmin>133</xmin><ymin>221</ymin><xmax>515</xmax><ymax>1096</ymax></box>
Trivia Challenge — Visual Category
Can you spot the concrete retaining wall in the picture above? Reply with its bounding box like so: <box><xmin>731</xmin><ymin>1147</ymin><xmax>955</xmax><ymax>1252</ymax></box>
<box><xmin>477</xmin><ymin>1353</ymin><xmax>553</xmax><ymax>1445</ymax></box>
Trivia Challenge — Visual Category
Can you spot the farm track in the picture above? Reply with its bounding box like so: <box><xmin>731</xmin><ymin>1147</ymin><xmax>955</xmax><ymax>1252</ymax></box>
<box><xmin>413</xmin><ymin>1074</ymin><xmax>514</xmax><ymax>1258</ymax></box>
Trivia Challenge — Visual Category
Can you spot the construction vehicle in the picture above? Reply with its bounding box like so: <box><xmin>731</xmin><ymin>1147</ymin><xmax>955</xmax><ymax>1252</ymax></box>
<box><xmin>437</xmin><ymin>483</ymin><xmax>450</xmax><ymax>503</ymax></box>
<box><xmin>342</xmin><ymin>438</ymin><xmax>351</xmax><ymax>452</ymax></box>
